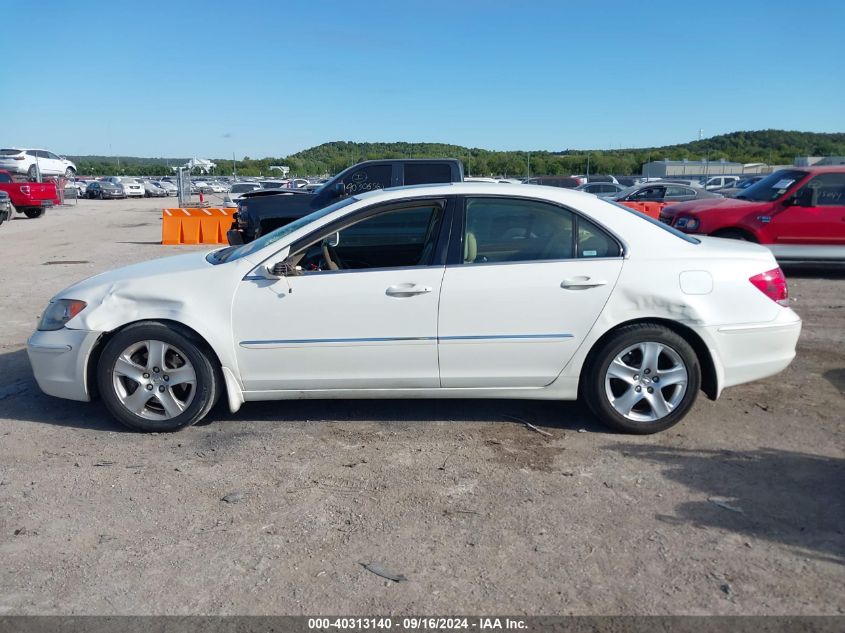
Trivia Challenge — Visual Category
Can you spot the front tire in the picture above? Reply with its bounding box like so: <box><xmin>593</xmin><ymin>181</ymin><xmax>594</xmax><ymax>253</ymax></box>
<box><xmin>97</xmin><ymin>323</ymin><xmax>220</xmax><ymax>432</ymax></box>
<box><xmin>64</xmin><ymin>167</ymin><xmax>75</xmax><ymax>179</ymax></box>
<box><xmin>582</xmin><ymin>324</ymin><xmax>701</xmax><ymax>434</ymax></box>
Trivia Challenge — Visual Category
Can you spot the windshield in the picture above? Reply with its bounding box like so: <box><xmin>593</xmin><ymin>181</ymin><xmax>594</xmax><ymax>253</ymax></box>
<box><xmin>208</xmin><ymin>196</ymin><xmax>359</xmax><ymax>264</ymax></box>
<box><xmin>735</xmin><ymin>169</ymin><xmax>807</xmax><ymax>202</ymax></box>
<box><xmin>606</xmin><ymin>200</ymin><xmax>700</xmax><ymax>244</ymax></box>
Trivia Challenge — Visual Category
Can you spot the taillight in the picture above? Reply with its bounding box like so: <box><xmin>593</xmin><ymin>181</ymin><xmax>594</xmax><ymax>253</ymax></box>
<box><xmin>14</xmin><ymin>155</ymin><xmax>25</xmax><ymax>160</ymax></box>
<box><xmin>749</xmin><ymin>267</ymin><xmax>789</xmax><ymax>306</ymax></box>
<box><xmin>20</xmin><ymin>185</ymin><xmax>30</xmax><ymax>195</ymax></box>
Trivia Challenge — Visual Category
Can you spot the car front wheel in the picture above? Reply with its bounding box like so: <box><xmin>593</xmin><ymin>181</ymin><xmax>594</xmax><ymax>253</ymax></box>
<box><xmin>97</xmin><ymin>323</ymin><xmax>220</xmax><ymax>432</ymax></box>
<box><xmin>582</xmin><ymin>323</ymin><xmax>701</xmax><ymax>434</ymax></box>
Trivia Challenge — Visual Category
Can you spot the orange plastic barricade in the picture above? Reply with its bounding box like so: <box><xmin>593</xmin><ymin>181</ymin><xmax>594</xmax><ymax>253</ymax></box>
<box><xmin>617</xmin><ymin>201</ymin><xmax>668</xmax><ymax>219</ymax></box>
<box><xmin>161</xmin><ymin>208</ymin><xmax>236</xmax><ymax>245</ymax></box>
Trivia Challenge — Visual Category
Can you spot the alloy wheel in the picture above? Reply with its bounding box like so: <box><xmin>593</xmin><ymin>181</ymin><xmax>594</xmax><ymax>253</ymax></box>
<box><xmin>604</xmin><ymin>341</ymin><xmax>688</xmax><ymax>422</ymax></box>
<box><xmin>112</xmin><ymin>340</ymin><xmax>197</xmax><ymax>420</ymax></box>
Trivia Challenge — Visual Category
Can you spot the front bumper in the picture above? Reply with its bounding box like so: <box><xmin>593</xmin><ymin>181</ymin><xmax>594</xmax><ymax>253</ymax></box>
<box><xmin>27</xmin><ymin>328</ymin><xmax>102</xmax><ymax>401</ymax></box>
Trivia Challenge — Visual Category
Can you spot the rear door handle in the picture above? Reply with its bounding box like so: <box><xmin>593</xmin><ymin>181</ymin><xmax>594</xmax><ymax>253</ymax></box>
<box><xmin>561</xmin><ymin>277</ymin><xmax>608</xmax><ymax>290</ymax></box>
<box><xmin>386</xmin><ymin>284</ymin><xmax>433</xmax><ymax>297</ymax></box>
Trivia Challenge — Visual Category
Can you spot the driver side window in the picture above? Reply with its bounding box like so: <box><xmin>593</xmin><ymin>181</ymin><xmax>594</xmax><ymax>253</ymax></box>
<box><xmin>291</xmin><ymin>204</ymin><xmax>443</xmax><ymax>273</ymax></box>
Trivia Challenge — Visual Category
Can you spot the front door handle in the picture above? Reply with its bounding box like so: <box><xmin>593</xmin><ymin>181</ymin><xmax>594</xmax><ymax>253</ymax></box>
<box><xmin>561</xmin><ymin>277</ymin><xmax>608</xmax><ymax>290</ymax></box>
<box><xmin>386</xmin><ymin>284</ymin><xmax>433</xmax><ymax>297</ymax></box>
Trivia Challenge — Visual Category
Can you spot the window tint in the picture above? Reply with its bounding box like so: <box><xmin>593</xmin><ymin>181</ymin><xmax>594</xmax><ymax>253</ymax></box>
<box><xmin>797</xmin><ymin>173</ymin><xmax>845</xmax><ymax>206</ymax></box>
<box><xmin>404</xmin><ymin>163</ymin><xmax>453</xmax><ymax>186</ymax></box>
<box><xmin>0</xmin><ymin>149</ymin><xmax>22</xmax><ymax>156</ymax></box>
<box><xmin>665</xmin><ymin>186</ymin><xmax>692</xmax><ymax>198</ymax></box>
<box><xmin>0</xmin><ymin>172</ymin><xmax>11</xmax><ymax>183</ymax></box>
<box><xmin>631</xmin><ymin>186</ymin><xmax>665</xmax><ymax>201</ymax></box>
<box><xmin>295</xmin><ymin>204</ymin><xmax>442</xmax><ymax>271</ymax></box>
<box><xmin>341</xmin><ymin>165</ymin><xmax>392</xmax><ymax>195</ymax></box>
<box><xmin>577</xmin><ymin>217</ymin><xmax>621</xmax><ymax>258</ymax></box>
<box><xmin>463</xmin><ymin>198</ymin><xmax>575</xmax><ymax>264</ymax></box>
<box><xmin>46</xmin><ymin>152</ymin><xmax>60</xmax><ymax>160</ymax></box>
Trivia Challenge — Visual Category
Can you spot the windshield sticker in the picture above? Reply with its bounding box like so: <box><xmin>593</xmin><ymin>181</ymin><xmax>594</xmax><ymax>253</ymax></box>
<box><xmin>773</xmin><ymin>179</ymin><xmax>795</xmax><ymax>189</ymax></box>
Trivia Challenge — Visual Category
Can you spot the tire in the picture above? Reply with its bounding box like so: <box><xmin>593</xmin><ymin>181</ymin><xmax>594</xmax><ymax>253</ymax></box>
<box><xmin>64</xmin><ymin>167</ymin><xmax>75</xmax><ymax>179</ymax></box>
<box><xmin>23</xmin><ymin>207</ymin><xmax>44</xmax><ymax>219</ymax></box>
<box><xmin>27</xmin><ymin>165</ymin><xmax>38</xmax><ymax>181</ymax></box>
<box><xmin>97</xmin><ymin>190</ymin><xmax>104</xmax><ymax>200</ymax></box>
<box><xmin>581</xmin><ymin>323</ymin><xmax>701</xmax><ymax>434</ymax></box>
<box><xmin>97</xmin><ymin>322</ymin><xmax>220</xmax><ymax>432</ymax></box>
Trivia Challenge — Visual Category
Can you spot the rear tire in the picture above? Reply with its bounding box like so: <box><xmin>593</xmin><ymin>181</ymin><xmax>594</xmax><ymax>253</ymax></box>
<box><xmin>23</xmin><ymin>208</ymin><xmax>44</xmax><ymax>219</ymax></box>
<box><xmin>581</xmin><ymin>323</ymin><xmax>701</xmax><ymax>434</ymax></box>
<box><xmin>64</xmin><ymin>167</ymin><xmax>75</xmax><ymax>179</ymax></box>
<box><xmin>27</xmin><ymin>165</ymin><xmax>37</xmax><ymax>181</ymax></box>
<box><xmin>97</xmin><ymin>322</ymin><xmax>220</xmax><ymax>432</ymax></box>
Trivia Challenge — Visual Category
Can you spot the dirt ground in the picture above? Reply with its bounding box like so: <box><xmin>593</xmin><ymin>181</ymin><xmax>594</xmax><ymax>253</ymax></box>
<box><xmin>0</xmin><ymin>196</ymin><xmax>842</xmax><ymax>616</ymax></box>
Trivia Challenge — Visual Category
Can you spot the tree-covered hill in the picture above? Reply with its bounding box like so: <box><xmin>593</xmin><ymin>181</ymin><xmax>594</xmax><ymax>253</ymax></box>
<box><xmin>68</xmin><ymin>130</ymin><xmax>845</xmax><ymax>177</ymax></box>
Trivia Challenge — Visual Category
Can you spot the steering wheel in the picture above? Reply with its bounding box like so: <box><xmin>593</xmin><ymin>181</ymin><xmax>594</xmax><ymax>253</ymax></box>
<box><xmin>321</xmin><ymin>242</ymin><xmax>346</xmax><ymax>270</ymax></box>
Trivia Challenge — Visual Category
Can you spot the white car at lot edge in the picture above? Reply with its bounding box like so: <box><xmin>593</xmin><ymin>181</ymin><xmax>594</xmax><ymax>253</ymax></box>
<box><xmin>0</xmin><ymin>148</ymin><xmax>77</xmax><ymax>179</ymax></box>
<box><xmin>26</xmin><ymin>183</ymin><xmax>801</xmax><ymax>434</ymax></box>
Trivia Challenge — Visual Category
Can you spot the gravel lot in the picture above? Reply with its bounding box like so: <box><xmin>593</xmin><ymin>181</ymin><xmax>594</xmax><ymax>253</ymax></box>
<box><xmin>0</xmin><ymin>197</ymin><xmax>842</xmax><ymax>615</ymax></box>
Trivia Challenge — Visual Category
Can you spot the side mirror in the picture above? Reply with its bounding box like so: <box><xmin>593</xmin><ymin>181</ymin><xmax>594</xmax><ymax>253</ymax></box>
<box><xmin>269</xmin><ymin>260</ymin><xmax>301</xmax><ymax>277</ymax></box>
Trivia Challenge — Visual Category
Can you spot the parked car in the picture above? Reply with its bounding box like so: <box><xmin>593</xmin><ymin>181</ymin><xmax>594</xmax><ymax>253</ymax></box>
<box><xmin>120</xmin><ymin>178</ymin><xmax>145</xmax><ymax>197</ymax></box>
<box><xmin>658</xmin><ymin>179</ymin><xmax>704</xmax><ymax>188</ymax></box>
<box><xmin>86</xmin><ymin>181</ymin><xmax>124</xmax><ymax>199</ymax></box>
<box><xmin>610</xmin><ymin>183</ymin><xmax>723</xmax><ymax>204</ymax></box>
<box><xmin>229</xmin><ymin>159</ymin><xmax>465</xmax><ymax>244</ymax></box>
<box><xmin>576</xmin><ymin>182</ymin><xmax>627</xmax><ymax>196</ymax></box>
<box><xmin>260</xmin><ymin>180</ymin><xmax>289</xmax><ymax>189</ymax></box>
<box><xmin>27</xmin><ymin>183</ymin><xmax>800</xmax><ymax>435</ymax></box>
<box><xmin>714</xmin><ymin>176</ymin><xmax>765</xmax><ymax>198</ymax></box>
<box><xmin>523</xmin><ymin>176</ymin><xmax>580</xmax><ymax>188</ymax></box>
<box><xmin>152</xmin><ymin>180</ymin><xmax>178</xmax><ymax>196</ymax></box>
<box><xmin>143</xmin><ymin>181</ymin><xmax>168</xmax><ymax>197</ymax></box>
<box><xmin>0</xmin><ymin>169</ymin><xmax>59</xmax><ymax>217</ymax></box>
<box><xmin>659</xmin><ymin>167</ymin><xmax>845</xmax><ymax>263</ymax></box>
<box><xmin>0</xmin><ymin>190</ymin><xmax>11</xmax><ymax>225</ymax></box>
<box><xmin>0</xmin><ymin>148</ymin><xmax>77</xmax><ymax>180</ymax></box>
<box><xmin>223</xmin><ymin>182</ymin><xmax>263</xmax><ymax>207</ymax></box>
<box><xmin>702</xmin><ymin>175</ymin><xmax>741</xmax><ymax>190</ymax></box>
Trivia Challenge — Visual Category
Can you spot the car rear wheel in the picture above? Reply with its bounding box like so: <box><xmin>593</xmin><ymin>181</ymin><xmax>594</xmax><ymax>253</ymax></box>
<box><xmin>64</xmin><ymin>167</ymin><xmax>75</xmax><ymax>179</ymax></box>
<box><xmin>97</xmin><ymin>323</ymin><xmax>220</xmax><ymax>432</ymax></box>
<box><xmin>582</xmin><ymin>323</ymin><xmax>700</xmax><ymax>434</ymax></box>
<box><xmin>23</xmin><ymin>208</ymin><xmax>44</xmax><ymax>219</ymax></box>
<box><xmin>27</xmin><ymin>165</ymin><xmax>38</xmax><ymax>181</ymax></box>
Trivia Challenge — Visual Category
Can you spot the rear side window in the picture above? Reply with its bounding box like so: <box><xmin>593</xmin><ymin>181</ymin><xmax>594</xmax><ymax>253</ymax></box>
<box><xmin>577</xmin><ymin>217</ymin><xmax>621</xmax><ymax>258</ymax></box>
<box><xmin>798</xmin><ymin>173</ymin><xmax>845</xmax><ymax>206</ymax></box>
<box><xmin>462</xmin><ymin>197</ymin><xmax>621</xmax><ymax>264</ymax></box>
<box><xmin>0</xmin><ymin>172</ymin><xmax>11</xmax><ymax>183</ymax></box>
<box><xmin>340</xmin><ymin>165</ymin><xmax>392</xmax><ymax>195</ymax></box>
<box><xmin>0</xmin><ymin>149</ymin><xmax>22</xmax><ymax>156</ymax></box>
<box><xmin>404</xmin><ymin>163</ymin><xmax>453</xmax><ymax>185</ymax></box>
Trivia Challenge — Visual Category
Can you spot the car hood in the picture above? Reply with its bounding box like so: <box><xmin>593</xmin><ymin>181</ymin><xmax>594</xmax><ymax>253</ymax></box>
<box><xmin>54</xmin><ymin>250</ymin><xmax>249</xmax><ymax>332</ymax></box>
<box><xmin>663</xmin><ymin>197</ymin><xmax>770</xmax><ymax>217</ymax></box>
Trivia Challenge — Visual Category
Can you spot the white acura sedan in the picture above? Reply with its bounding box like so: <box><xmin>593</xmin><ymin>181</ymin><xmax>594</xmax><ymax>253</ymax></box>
<box><xmin>27</xmin><ymin>183</ymin><xmax>801</xmax><ymax>434</ymax></box>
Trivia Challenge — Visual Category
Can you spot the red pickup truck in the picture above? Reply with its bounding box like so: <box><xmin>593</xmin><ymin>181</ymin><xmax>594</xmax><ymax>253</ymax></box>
<box><xmin>660</xmin><ymin>166</ymin><xmax>845</xmax><ymax>264</ymax></box>
<box><xmin>0</xmin><ymin>169</ymin><xmax>59</xmax><ymax>218</ymax></box>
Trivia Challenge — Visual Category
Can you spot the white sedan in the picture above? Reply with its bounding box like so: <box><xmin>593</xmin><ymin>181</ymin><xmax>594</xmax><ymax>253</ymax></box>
<box><xmin>26</xmin><ymin>183</ymin><xmax>801</xmax><ymax>433</ymax></box>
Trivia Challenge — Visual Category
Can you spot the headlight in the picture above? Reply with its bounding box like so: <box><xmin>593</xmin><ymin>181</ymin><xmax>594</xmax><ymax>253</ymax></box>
<box><xmin>38</xmin><ymin>299</ymin><xmax>87</xmax><ymax>331</ymax></box>
<box><xmin>675</xmin><ymin>217</ymin><xmax>700</xmax><ymax>231</ymax></box>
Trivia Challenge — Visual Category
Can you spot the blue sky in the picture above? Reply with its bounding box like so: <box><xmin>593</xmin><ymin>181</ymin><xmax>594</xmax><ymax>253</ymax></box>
<box><xmin>1</xmin><ymin>0</ymin><xmax>842</xmax><ymax>158</ymax></box>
